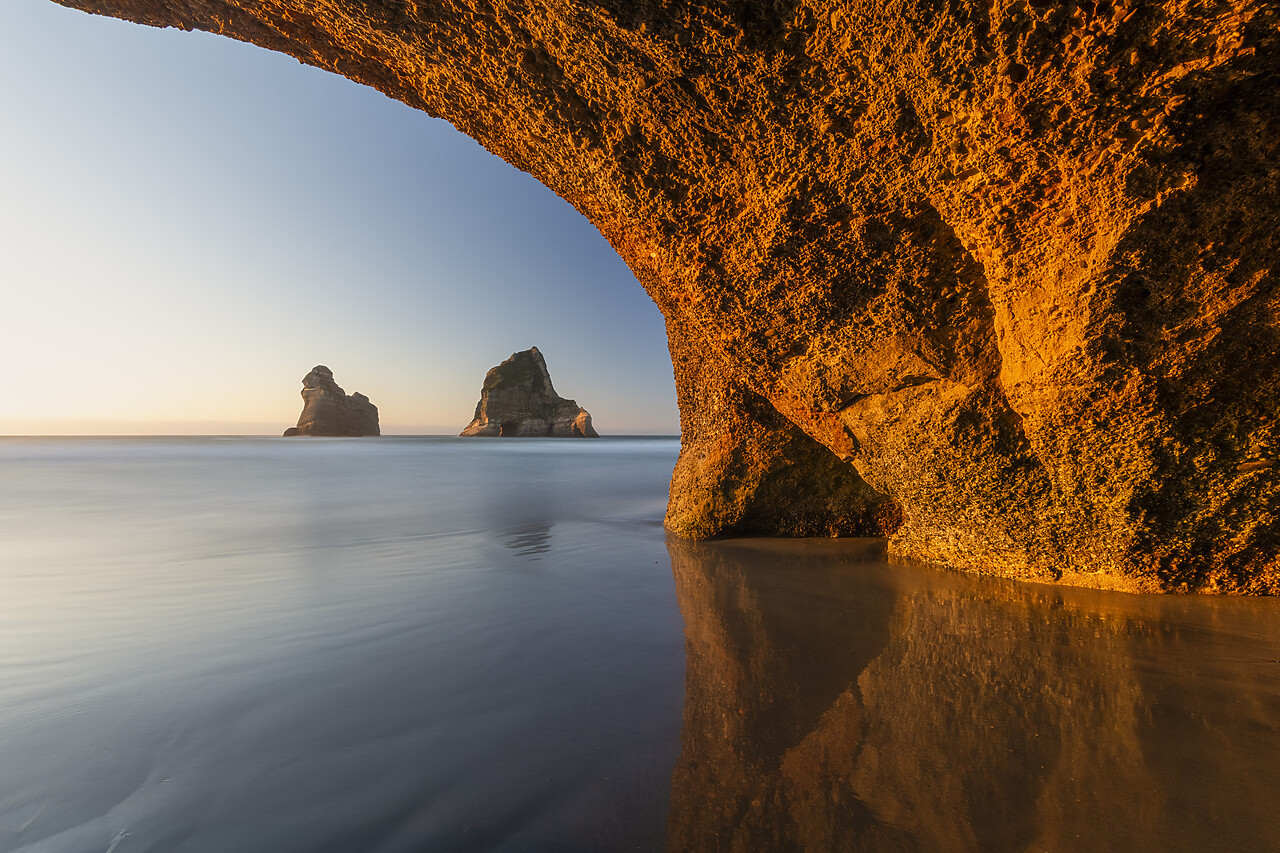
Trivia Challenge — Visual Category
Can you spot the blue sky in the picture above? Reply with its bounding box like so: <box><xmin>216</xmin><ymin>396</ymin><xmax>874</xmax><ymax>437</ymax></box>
<box><xmin>0</xmin><ymin>0</ymin><xmax>679</xmax><ymax>434</ymax></box>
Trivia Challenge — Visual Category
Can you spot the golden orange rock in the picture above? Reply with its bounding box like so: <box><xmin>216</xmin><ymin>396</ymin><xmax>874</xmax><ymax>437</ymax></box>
<box><xmin>53</xmin><ymin>0</ymin><xmax>1279</xmax><ymax>591</ymax></box>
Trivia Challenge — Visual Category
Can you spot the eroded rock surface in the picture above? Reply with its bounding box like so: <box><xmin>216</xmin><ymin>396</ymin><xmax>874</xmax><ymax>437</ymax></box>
<box><xmin>666</xmin><ymin>338</ymin><xmax>899</xmax><ymax>538</ymax></box>
<box><xmin>283</xmin><ymin>365</ymin><xmax>380</xmax><ymax>437</ymax></box>
<box><xmin>461</xmin><ymin>347</ymin><xmax>598</xmax><ymax>437</ymax></box>
<box><xmin>53</xmin><ymin>0</ymin><xmax>1279</xmax><ymax>590</ymax></box>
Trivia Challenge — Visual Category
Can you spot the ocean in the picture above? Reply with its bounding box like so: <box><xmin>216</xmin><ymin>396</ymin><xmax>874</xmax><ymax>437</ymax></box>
<box><xmin>2</xmin><ymin>437</ymin><xmax>1279</xmax><ymax>852</ymax></box>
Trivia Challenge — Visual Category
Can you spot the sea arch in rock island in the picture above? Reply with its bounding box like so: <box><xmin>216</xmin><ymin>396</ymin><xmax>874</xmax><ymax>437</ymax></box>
<box><xmin>52</xmin><ymin>0</ymin><xmax>1279</xmax><ymax>592</ymax></box>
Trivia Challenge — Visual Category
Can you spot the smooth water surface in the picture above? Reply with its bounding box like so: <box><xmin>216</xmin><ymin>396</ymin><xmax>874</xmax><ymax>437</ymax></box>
<box><xmin>0</xmin><ymin>437</ymin><xmax>686</xmax><ymax>853</ymax></box>
<box><xmin>3</xmin><ymin>437</ymin><xmax>1280</xmax><ymax>853</ymax></box>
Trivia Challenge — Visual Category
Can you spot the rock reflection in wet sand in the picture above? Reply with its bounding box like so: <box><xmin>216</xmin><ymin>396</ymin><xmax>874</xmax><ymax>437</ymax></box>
<box><xmin>667</xmin><ymin>537</ymin><xmax>1280</xmax><ymax>853</ymax></box>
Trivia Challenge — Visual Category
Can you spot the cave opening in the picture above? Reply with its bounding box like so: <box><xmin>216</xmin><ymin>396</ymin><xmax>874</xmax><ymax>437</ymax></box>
<box><xmin>3</xmin><ymin>1</ymin><xmax>680</xmax><ymax>439</ymax></box>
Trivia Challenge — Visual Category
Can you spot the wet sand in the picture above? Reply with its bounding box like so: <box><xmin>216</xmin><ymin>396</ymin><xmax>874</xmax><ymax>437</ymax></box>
<box><xmin>668</xmin><ymin>537</ymin><xmax>1280</xmax><ymax>853</ymax></box>
<box><xmin>1</xmin><ymin>437</ymin><xmax>1278</xmax><ymax>851</ymax></box>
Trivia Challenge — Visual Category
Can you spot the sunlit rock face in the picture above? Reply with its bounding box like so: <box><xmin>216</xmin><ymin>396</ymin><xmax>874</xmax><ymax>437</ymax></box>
<box><xmin>667</xmin><ymin>537</ymin><xmax>1280</xmax><ymax>851</ymax></box>
<box><xmin>55</xmin><ymin>0</ymin><xmax>1279</xmax><ymax>590</ymax></box>
<box><xmin>283</xmin><ymin>365</ymin><xmax>380</xmax><ymax>437</ymax></box>
<box><xmin>665</xmin><ymin>340</ymin><xmax>900</xmax><ymax>538</ymax></box>
<box><xmin>461</xmin><ymin>347</ymin><xmax>598</xmax><ymax>437</ymax></box>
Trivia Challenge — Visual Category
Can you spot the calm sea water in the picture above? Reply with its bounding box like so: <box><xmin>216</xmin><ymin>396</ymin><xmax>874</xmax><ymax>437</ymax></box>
<box><xmin>1</xmin><ymin>437</ymin><xmax>1279</xmax><ymax>853</ymax></box>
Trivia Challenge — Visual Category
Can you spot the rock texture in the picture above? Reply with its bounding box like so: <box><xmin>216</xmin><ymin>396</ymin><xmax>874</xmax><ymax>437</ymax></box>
<box><xmin>283</xmin><ymin>365</ymin><xmax>380</xmax><ymax>437</ymax></box>
<box><xmin>53</xmin><ymin>0</ymin><xmax>1279</xmax><ymax>591</ymax></box>
<box><xmin>461</xmin><ymin>347</ymin><xmax>598</xmax><ymax>437</ymax></box>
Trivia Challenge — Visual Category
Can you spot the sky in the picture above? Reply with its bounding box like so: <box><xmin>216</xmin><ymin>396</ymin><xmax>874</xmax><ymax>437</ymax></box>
<box><xmin>0</xmin><ymin>0</ymin><xmax>679</xmax><ymax>435</ymax></box>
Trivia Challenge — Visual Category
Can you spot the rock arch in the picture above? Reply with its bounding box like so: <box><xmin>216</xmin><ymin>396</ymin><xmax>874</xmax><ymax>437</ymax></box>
<box><xmin>52</xmin><ymin>0</ymin><xmax>1279</xmax><ymax>591</ymax></box>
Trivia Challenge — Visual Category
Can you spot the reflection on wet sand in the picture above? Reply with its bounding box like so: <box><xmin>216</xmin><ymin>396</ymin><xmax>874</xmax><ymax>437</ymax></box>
<box><xmin>667</xmin><ymin>537</ymin><xmax>1280</xmax><ymax>853</ymax></box>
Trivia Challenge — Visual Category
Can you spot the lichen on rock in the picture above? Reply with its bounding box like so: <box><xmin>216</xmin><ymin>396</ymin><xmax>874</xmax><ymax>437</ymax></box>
<box><xmin>283</xmin><ymin>365</ymin><xmax>380</xmax><ymax>437</ymax></box>
<box><xmin>53</xmin><ymin>0</ymin><xmax>1280</xmax><ymax>591</ymax></box>
<box><xmin>461</xmin><ymin>347</ymin><xmax>598</xmax><ymax>437</ymax></box>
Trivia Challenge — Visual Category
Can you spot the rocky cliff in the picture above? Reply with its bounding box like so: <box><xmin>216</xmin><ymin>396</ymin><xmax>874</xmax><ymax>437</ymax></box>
<box><xmin>461</xmin><ymin>347</ymin><xmax>598</xmax><ymax>437</ymax></box>
<box><xmin>53</xmin><ymin>0</ymin><xmax>1279</xmax><ymax>591</ymax></box>
<box><xmin>283</xmin><ymin>365</ymin><xmax>380</xmax><ymax>437</ymax></box>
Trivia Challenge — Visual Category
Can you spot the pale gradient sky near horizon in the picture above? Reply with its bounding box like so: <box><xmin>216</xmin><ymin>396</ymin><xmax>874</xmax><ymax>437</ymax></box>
<box><xmin>0</xmin><ymin>0</ymin><xmax>680</xmax><ymax>434</ymax></box>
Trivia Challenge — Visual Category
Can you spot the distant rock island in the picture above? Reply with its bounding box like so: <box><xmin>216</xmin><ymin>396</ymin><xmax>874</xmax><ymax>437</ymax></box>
<box><xmin>283</xmin><ymin>365</ymin><xmax>380</xmax><ymax>437</ymax></box>
<box><xmin>461</xmin><ymin>348</ymin><xmax>598</xmax><ymax>438</ymax></box>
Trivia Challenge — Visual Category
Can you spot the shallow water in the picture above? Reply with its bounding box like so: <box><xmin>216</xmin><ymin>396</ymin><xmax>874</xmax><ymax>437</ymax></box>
<box><xmin>1</xmin><ymin>437</ymin><xmax>1279</xmax><ymax>852</ymax></box>
<box><xmin>0</xmin><ymin>437</ymin><xmax>686</xmax><ymax>853</ymax></box>
<box><xmin>667</xmin><ymin>538</ymin><xmax>1280</xmax><ymax>853</ymax></box>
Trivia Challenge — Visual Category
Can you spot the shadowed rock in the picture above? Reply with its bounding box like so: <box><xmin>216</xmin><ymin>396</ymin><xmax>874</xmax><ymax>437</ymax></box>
<box><xmin>51</xmin><ymin>0</ymin><xmax>1280</xmax><ymax>590</ymax></box>
<box><xmin>461</xmin><ymin>347</ymin><xmax>598</xmax><ymax>438</ymax></box>
<box><xmin>283</xmin><ymin>365</ymin><xmax>379</xmax><ymax>437</ymax></box>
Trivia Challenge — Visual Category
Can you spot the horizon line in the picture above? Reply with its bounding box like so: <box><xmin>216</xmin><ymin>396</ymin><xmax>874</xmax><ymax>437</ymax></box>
<box><xmin>0</xmin><ymin>421</ymin><xmax>680</xmax><ymax>436</ymax></box>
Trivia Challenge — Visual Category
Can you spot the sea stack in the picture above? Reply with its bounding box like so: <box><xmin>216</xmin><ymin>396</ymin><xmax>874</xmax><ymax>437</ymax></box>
<box><xmin>283</xmin><ymin>365</ymin><xmax>380</xmax><ymax>437</ymax></box>
<box><xmin>461</xmin><ymin>347</ymin><xmax>598</xmax><ymax>438</ymax></box>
